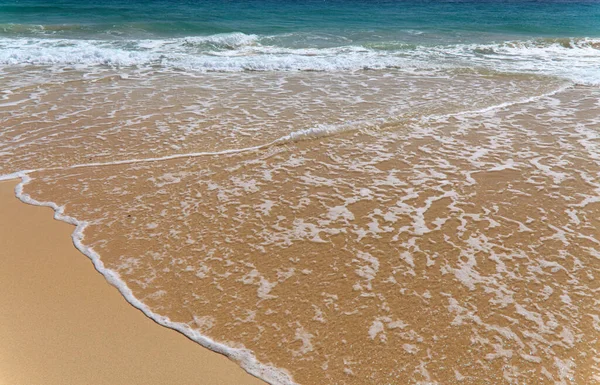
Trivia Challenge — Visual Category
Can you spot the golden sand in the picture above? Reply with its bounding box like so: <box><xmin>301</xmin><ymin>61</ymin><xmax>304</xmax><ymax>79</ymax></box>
<box><xmin>0</xmin><ymin>180</ymin><xmax>265</xmax><ymax>385</ymax></box>
<box><xmin>1</xmin><ymin>66</ymin><xmax>600</xmax><ymax>384</ymax></box>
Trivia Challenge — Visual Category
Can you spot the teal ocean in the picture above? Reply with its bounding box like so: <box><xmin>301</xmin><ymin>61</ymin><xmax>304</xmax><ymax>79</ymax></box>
<box><xmin>2</xmin><ymin>0</ymin><xmax>600</xmax><ymax>39</ymax></box>
<box><xmin>0</xmin><ymin>0</ymin><xmax>599</xmax><ymax>83</ymax></box>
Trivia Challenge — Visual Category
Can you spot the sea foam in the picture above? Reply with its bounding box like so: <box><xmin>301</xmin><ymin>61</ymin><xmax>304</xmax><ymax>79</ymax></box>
<box><xmin>0</xmin><ymin>34</ymin><xmax>598</xmax><ymax>84</ymax></box>
<box><xmin>2</xmin><ymin>171</ymin><xmax>297</xmax><ymax>385</ymax></box>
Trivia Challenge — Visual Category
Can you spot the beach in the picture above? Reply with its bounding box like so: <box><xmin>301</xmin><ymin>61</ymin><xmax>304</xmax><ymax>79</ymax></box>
<box><xmin>0</xmin><ymin>179</ymin><xmax>265</xmax><ymax>385</ymax></box>
<box><xmin>2</xmin><ymin>81</ymin><xmax>599</xmax><ymax>384</ymax></box>
<box><xmin>1</xmin><ymin>1</ymin><xmax>600</xmax><ymax>383</ymax></box>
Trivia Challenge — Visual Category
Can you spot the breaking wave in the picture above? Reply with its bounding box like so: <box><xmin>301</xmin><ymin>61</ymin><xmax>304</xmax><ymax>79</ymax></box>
<box><xmin>0</xmin><ymin>33</ymin><xmax>598</xmax><ymax>84</ymax></box>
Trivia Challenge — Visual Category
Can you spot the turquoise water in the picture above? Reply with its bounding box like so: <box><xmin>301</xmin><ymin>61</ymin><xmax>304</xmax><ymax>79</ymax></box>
<box><xmin>1</xmin><ymin>0</ymin><xmax>599</xmax><ymax>83</ymax></box>
<box><xmin>1</xmin><ymin>0</ymin><xmax>600</xmax><ymax>41</ymax></box>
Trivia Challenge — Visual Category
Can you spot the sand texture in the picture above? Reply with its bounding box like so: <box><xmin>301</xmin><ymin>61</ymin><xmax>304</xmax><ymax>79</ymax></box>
<box><xmin>0</xmin><ymin>180</ymin><xmax>266</xmax><ymax>385</ymax></box>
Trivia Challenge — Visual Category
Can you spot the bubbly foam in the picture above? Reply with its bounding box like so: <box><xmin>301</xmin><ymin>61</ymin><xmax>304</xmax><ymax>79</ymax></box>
<box><xmin>3</xmin><ymin>84</ymin><xmax>600</xmax><ymax>385</ymax></box>
<box><xmin>2</xmin><ymin>22</ymin><xmax>600</xmax><ymax>384</ymax></box>
<box><xmin>6</xmin><ymin>171</ymin><xmax>296</xmax><ymax>385</ymax></box>
<box><xmin>0</xmin><ymin>35</ymin><xmax>598</xmax><ymax>84</ymax></box>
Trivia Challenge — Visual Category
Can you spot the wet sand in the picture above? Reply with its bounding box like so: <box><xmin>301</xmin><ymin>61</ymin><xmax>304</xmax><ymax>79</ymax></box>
<box><xmin>0</xmin><ymin>179</ymin><xmax>266</xmax><ymax>385</ymax></box>
<box><xmin>1</xmin><ymin>65</ymin><xmax>599</xmax><ymax>383</ymax></box>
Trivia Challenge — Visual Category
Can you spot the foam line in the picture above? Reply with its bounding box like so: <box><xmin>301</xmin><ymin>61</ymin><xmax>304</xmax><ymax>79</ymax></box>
<box><xmin>421</xmin><ymin>82</ymin><xmax>573</xmax><ymax>121</ymax></box>
<box><xmin>0</xmin><ymin>82</ymin><xmax>574</xmax><ymax>385</ymax></box>
<box><xmin>11</xmin><ymin>82</ymin><xmax>571</xmax><ymax>176</ymax></box>
<box><xmin>3</xmin><ymin>171</ymin><xmax>296</xmax><ymax>385</ymax></box>
<box><xmin>41</xmin><ymin>143</ymin><xmax>279</xmax><ymax>172</ymax></box>
<box><xmin>0</xmin><ymin>171</ymin><xmax>33</xmax><ymax>181</ymax></box>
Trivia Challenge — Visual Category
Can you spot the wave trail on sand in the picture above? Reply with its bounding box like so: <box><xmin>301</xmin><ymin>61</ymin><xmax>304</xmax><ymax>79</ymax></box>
<box><xmin>0</xmin><ymin>81</ymin><xmax>571</xmax><ymax>176</ymax></box>
<box><xmin>3</xmin><ymin>171</ymin><xmax>296</xmax><ymax>385</ymax></box>
<box><xmin>4</xmin><ymin>84</ymin><xmax>600</xmax><ymax>384</ymax></box>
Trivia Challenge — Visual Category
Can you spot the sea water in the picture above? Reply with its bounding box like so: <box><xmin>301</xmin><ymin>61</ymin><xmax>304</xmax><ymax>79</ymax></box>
<box><xmin>1</xmin><ymin>1</ymin><xmax>600</xmax><ymax>384</ymax></box>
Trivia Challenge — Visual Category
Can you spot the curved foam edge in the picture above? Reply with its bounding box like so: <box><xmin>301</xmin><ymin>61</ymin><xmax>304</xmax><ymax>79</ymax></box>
<box><xmin>0</xmin><ymin>82</ymin><xmax>575</xmax><ymax>385</ymax></box>
<box><xmin>23</xmin><ymin>82</ymin><xmax>574</xmax><ymax>177</ymax></box>
<box><xmin>422</xmin><ymin>82</ymin><xmax>574</xmax><ymax>122</ymax></box>
<box><xmin>2</xmin><ymin>171</ymin><xmax>297</xmax><ymax>385</ymax></box>
<box><xmin>275</xmin><ymin>81</ymin><xmax>574</xmax><ymax>144</ymax></box>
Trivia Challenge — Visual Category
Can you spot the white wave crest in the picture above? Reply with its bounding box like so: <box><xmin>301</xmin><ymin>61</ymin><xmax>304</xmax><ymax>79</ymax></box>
<box><xmin>0</xmin><ymin>34</ymin><xmax>598</xmax><ymax>84</ymax></box>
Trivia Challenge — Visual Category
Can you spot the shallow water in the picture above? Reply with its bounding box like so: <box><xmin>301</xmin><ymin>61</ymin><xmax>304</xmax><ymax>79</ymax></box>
<box><xmin>1</xmin><ymin>1</ymin><xmax>600</xmax><ymax>384</ymax></box>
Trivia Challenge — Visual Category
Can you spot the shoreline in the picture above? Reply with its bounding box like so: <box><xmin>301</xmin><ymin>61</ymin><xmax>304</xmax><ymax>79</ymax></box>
<box><xmin>0</xmin><ymin>179</ymin><xmax>266</xmax><ymax>385</ymax></box>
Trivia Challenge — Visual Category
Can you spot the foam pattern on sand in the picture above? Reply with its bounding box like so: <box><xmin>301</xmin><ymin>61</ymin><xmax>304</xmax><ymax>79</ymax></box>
<box><xmin>3</xmin><ymin>83</ymin><xmax>600</xmax><ymax>384</ymax></box>
<box><xmin>0</xmin><ymin>68</ymin><xmax>565</xmax><ymax>175</ymax></box>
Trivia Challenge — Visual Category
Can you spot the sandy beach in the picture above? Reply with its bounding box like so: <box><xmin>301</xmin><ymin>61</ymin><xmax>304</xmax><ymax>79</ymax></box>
<box><xmin>0</xmin><ymin>3</ymin><xmax>598</xmax><ymax>379</ymax></box>
<box><xmin>0</xmin><ymin>179</ymin><xmax>265</xmax><ymax>385</ymax></box>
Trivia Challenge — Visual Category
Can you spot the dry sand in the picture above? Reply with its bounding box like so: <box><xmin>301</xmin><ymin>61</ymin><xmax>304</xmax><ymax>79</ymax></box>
<box><xmin>0</xmin><ymin>180</ymin><xmax>266</xmax><ymax>385</ymax></box>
